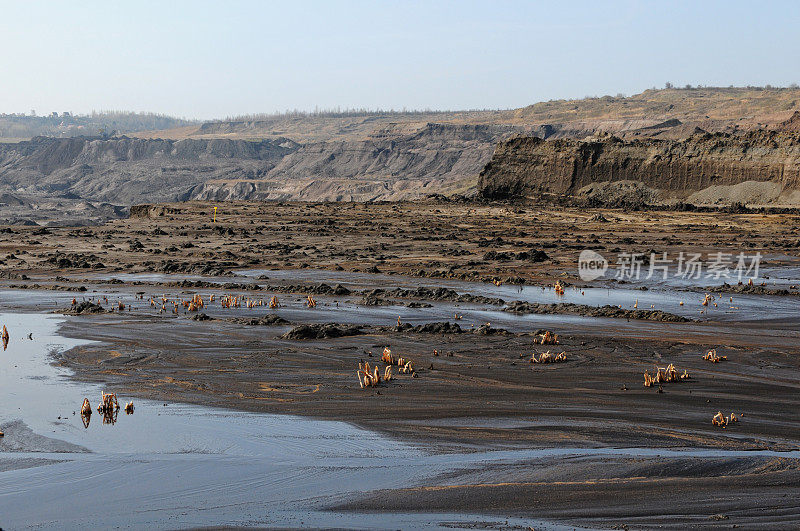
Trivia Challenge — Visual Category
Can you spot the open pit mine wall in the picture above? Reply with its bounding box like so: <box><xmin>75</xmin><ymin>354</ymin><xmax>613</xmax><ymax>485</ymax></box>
<box><xmin>478</xmin><ymin>131</ymin><xmax>800</xmax><ymax>202</ymax></box>
<box><xmin>0</xmin><ymin>124</ymin><xmax>546</xmax><ymax>204</ymax></box>
<box><xmin>0</xmin><ymin>136</ymin><xmax>293</xmax><ymax>204</ymax></box>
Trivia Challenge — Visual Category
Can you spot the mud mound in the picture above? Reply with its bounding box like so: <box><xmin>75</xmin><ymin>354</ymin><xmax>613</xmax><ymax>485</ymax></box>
<box><xmin>380</xmin><ymin>287</ymin><xmax>505</xmax><ymax>306</ymax></box>
<box><xmin>307</xmin><ymin>283</ymin><xmax>350</xmax><ymax>295</ymax></box>
<box><xmin>280</xmin><ymin>323</ymin><xmax>363</xmax><ymax>340</ymax></box>
<box><xmin>687</xmin><ymin>181</ymin><xmax>783</xmax><ymax>205</ymax></box>
<box><xmin>62</xmin><ymin>301</ymin><xmax>106</xmax><ymax>315</ymax></box>
<box><xmin>230</xmin><ymin>315</ymin><xmax>290</xmax><ymax>326</ymax></box>
<box><xmin>473</xmin><ymin>324</ymin><xmax>511</xmax><ymax>335</ymax></box>
<box><xmin>45</xmin><ymin>252</ymin><xmax>105</xmax><ymax>269</ymax></box>
<box><xmin>773</xmin><ymin>111</ymin><xmax>800</xmax><ymax>132</ymax></box>
<box><xmin>360</xmin><ymin>295</ymin><xmax>396</xmax><ymax>306</ymax></box>
<box><xmin>504</xmin><ymin>301</ymin><xmax>688</xmax><ymax>322</ymax></box>
<box><xmin>395</xmin><ymin>321</ymin><xmax>464</xmax><ymax>334</ymax></box>
<box><xmin>707</xmin><ymin>283</ymin><xmax>800</xmax><ymax>296</ymax></box>
<box><xmin>483</xmin><ymin>250</ymin><xmax>549</xmax><ymax>262</ymax></box>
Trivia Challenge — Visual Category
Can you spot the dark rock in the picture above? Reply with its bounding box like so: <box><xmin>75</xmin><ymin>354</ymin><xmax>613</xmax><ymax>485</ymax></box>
<box><xmin>503</xmin><ymin>300</ymin><xmax>688</xmax><ymax>322</ymax></box>
<box><xmin>473</xmin><ymin>324</ymin><xmax>510</xmax><ymax>335</ymax></box>
<box><xmin>333</xmin><ymin>283</ymin><xmax>351</xmax><ymax>295</ymax></box>
<box><xmin>395</xmin><ymin>321</ymin><xmax>463</xmax><ymax>334</ymax></box>
<box><xmin>280</xmin><ymin>323</ymin><xmax>363</xmax><ymax>340</ymax></box>
<box><xmin>230</xmin><ymin>314</ymin><xmax>289</xmax><ymax>326</ymax></box>
<box><xmin>62</xmin><ymin>301</ymin><xmax>106</xmax><ymax>315</ymax></box>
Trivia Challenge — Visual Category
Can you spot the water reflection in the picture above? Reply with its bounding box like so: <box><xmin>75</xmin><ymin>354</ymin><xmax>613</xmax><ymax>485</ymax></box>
<box><xmin>102</xmin><ymin>408</ymin><xmax>118</xmax><ymax>425</ymax></box>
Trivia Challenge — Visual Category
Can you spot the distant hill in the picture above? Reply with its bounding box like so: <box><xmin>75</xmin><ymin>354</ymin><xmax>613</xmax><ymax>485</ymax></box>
<box><xmin>498</xmin><ymin>86</ymin><xmax>800</xmax><ymax>139</ymax></box>
<box><xmin>508</xmin><ymin>87</ymin><xmax>800</xmax><ymax>124</ymax></box>
<box><xmin>0</xmin><ymin>111</ymin><xmax>196</xmax><ymax>141</ymax></box>
<box><xmin>7</xmin><ymin>87</ymin><xmax>800</xmax><ymax>144</ymax></box>
<box><xmin>132</xmin><ymin>87</ymin><xmax>800</xmax><ymax>142</ymax></box>
<box><xmin>2</xmin><ymin>87</ymin><xmax>800</xmax><ymax>212</ymax></box>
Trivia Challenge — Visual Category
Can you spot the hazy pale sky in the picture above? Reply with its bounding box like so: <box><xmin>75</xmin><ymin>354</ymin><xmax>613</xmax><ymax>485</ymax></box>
<box><xmin>1</xmin><ymin>0</ymin><xmax>798</xmax><ymax>119</ymax></box>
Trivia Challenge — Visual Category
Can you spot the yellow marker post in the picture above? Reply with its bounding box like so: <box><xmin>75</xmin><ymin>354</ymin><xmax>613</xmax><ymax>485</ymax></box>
<box><xmin>213</xmin><ymin>206</ymin><xmax>218</xmax><ymax>222</ymax></box>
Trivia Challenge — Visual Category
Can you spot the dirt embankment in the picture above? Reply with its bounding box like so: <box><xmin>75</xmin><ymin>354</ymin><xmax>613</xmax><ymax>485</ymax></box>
<box><xmin>0</xmin><ymin>136</ymin><xmax>294</xmax><ymax>205</ymax></box>
<box><xmin>478</xmin><ymin>130</ymin><xmax>800</xmax><ymax>206</ymax></box>
<box><xmin>189</xmin><ymin>123</ymin><xmax>532</xmax><ymax>202</ymax></box>
<box><xmin>10</xmin><ymin>88</ymin><xmax>800</xmax><ymax>209</ymax></box>
<box><xmin>139</xmin><ymin>88</ymin><xmax>800</xmax><ymax>143</ymax></box>
<box><xmin>0</xmin><ymin>124</ymin><xmax>529</xmax><ymax>205</ymax></box>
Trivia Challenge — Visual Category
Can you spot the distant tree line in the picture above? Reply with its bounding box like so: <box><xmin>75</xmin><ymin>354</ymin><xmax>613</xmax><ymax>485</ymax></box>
<box><xmin>220</xmin><ymin>106</ymin><xmax>504</xmax><ymax>122</ymax></box>
<box><xmin>662</xmin><ymin>82</ymin><xmax>800</xmax><ymax>91</ymax></box>
<box><xmin>0</xmin><ymin>111</ymin><xmax>196</xmax><ymax>139</ymax></box>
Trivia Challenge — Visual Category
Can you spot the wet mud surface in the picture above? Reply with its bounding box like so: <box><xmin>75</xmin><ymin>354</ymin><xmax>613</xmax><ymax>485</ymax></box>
<box><xmin>3</xmin><ymin>200</ymin><xmax>800</xmax><ymax>288</ymax></box>
<box><xmin>1</xmin><ymin>202</ymin><xmax>800</xmax><ymax>528</ymax></box>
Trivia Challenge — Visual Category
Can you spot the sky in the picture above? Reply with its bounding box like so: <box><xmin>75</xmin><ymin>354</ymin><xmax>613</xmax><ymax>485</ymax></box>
<box><xmin>1</xmin><ymin>0</ymin><xmax>798</xmax><ymax>120</ymax></box>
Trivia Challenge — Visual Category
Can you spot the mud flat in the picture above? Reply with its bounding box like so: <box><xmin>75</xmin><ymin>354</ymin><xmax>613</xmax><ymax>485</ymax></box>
<box><xmin>1</xmin><ymin>201</ymin><xmax>800</xmax><ymax>527</ymax></box>
<box><xmin>0</xmin><ymin>311</ymin><xmax>576</xmax><ymax>529</ymax></box>
<box><xmin>3</xmin><ymin>200</ymin><xmax>800</xmax><ymax>287</ymax></box>
<box><xmin>0</xmin><ymin>263</ymin><xmax>798</xmax><ymax>527</ymax></box>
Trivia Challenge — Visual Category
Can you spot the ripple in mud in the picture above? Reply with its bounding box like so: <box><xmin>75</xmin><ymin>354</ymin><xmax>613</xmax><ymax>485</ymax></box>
<box><xmin>0</xmin><ymin>456</ymin><xmax>64</xmax><ymax>473</ymax></box>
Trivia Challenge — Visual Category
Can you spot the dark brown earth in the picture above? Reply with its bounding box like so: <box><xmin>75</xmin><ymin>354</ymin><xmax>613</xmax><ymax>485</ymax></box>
<box><xmin>47</xmin><ymin>290</ymin><xmax>800</xmax><ymax>529</ymax></box>
<box><xmin>55</xmin><ymin>312</ymin><xmax>800</xmax><ymax>451</ymax></box>
<box><xmin>2</xmin><ymin>200</ymin><xmax>800</xmax><ymax>528</ymax></box>
<box><xmin>479</xmin><ymin>130</ymin><xmax>800</xmax><ymax>206</ymax></box>
<box><xmin>3</xmin><ymin>199</ymin><xmax>800</xmax><ymax>285</ymax></box>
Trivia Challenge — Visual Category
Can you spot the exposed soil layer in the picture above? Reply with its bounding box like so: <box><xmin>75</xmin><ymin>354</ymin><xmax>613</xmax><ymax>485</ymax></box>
<box><xmin>62</xmin><ymin>301</ymin><xmax>106</xmax><ymax>314</ymax></box>
<box><xmin>6</xmin><ymin>88</ymin><xmax>800</xmax><ymax>210</ymax></box>
<box><xmin>53</xmin><ymin>310</ymin><xmax>800</xmax><ymax>451</ymax></box>
<box><xmin>479</xmin><ymin>130</ymin><xmax>800</xmax><ymax>206</ymax></box>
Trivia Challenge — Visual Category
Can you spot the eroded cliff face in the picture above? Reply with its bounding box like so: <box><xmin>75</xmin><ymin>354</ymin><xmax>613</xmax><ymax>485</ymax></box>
<box><xmin>9</xmin><ymin>113</ymin><xmax>800</xmax><ymax>209</ymax></box>
<box><xmin>0</xmin><ymin>136</ymin><xmax>294</xmax><ymax>204</ymax></box>
<box><xmin>478</xmin><ymin>131</ymin><xmax>800</xmax><ymax>205</ymax></box>
<box><xmin>0</xmin><ymin>124</ymin><xmax>533</xmax><ymax>205</ymax></box>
